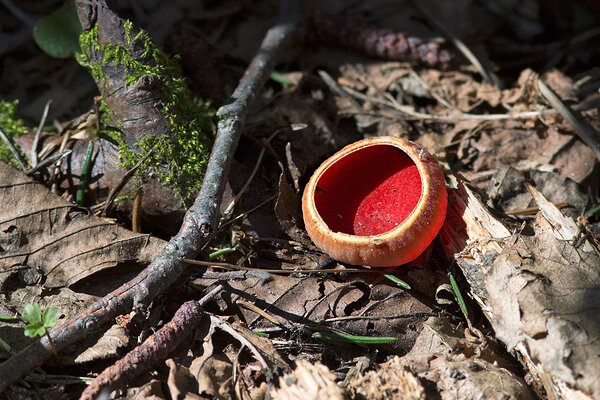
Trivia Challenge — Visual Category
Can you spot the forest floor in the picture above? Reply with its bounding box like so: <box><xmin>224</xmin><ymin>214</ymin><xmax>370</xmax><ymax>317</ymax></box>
<box><xmin>1</xmin><ymin>0</ymin><xmax>599</xmax><ymax>399</ymax></box>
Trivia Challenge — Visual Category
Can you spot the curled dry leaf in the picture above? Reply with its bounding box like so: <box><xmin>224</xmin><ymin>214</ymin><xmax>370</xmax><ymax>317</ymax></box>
<box><xmin>0</xmin><ymin>162</ymin><xmax>165</xmax><ymax>288</ymax></box>
<box><xmin>439</xmin><ymin>179</ymin><xmax>600</xmax><ymax>400</ymax></box>
<box><xmin>199</xmin><ymin>274</ymin><xmax>434</xmax><ymax>353</ymax></box>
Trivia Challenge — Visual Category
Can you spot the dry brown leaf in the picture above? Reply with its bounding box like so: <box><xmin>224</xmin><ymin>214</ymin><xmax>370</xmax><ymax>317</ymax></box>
<box><xmin>193</xmin><ymin>353</ymin><xmax>234</xmax><ymax>399</ymax></box>
<box><xmin>63</xmin><ymin>323</ymin><xmax>129</xmax><ymax>365</ymax></box>
<box><xmin>166</xmin><ymin>359</ymin><xmax>200</xmax><ymax>400</ymax></box>
<box><xmin>132</xmin><ymin>379</ymin><xmax>166</xmax><ymax>400</ymax></box>
<box><xmin>487</xmin><ymin>164</ymin><xmax>588</xmax><ymax>217</ymax></box>
<box><xmin>274</xmin><ymin>172</ymin><xmax>308</xmax><ymax>243</ymax></box>
<box><xmin>0</xmin><ymin>162</ymin><xmax>165</xmax><ymax>287</ymax></box>
<box><xmin>395</xmin><ymin>318</ymin><xmax>532</xmax><ymax>400</ymax></box>
<box><xmin>203</xmin><ymin>274</ymin><xmax>434</xmax><ymax>353</ymax></box>
<box><xmin>440</xmin><ymin>179</ymin><xmax>600</xmax><ymax>400</ymax></box>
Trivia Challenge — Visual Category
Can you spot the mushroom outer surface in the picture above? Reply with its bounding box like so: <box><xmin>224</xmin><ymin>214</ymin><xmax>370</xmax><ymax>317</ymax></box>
<box><xmin>302</xmin><ymin>137</ymin><xmax>447</xmax><ymax>267</ymax></box>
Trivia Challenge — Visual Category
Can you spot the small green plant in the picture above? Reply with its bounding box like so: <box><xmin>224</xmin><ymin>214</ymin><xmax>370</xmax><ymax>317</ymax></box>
<box><xmin>449</xmin><ymin>272</ymin><xmax>468</xmax><ymax>318</ymax></box>
<box><xmin>313</xmin><ymin>331</ymin><xmax>397</xmax><ymax>344</ymax></box>
<box><xmin>383</xmin><ymin>273</ymin><xmax>411</xmax><ymax>290</ymax></box>
<box><xmin>0</xmin><ymin>100</ymin><xmax>28</xmax><ymax>168</ymax></box>
<box><xmin>22</xmin><ymin>304</ymin><xmax>60</xmax><ymax>338</ymax></box>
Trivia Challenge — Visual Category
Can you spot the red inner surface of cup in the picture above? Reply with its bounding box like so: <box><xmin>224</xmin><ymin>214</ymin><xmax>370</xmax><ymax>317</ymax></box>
<box><xmin>314</xmin><ymin>144</ymin><xmax>422</xmax><ymax>236</ymax></box>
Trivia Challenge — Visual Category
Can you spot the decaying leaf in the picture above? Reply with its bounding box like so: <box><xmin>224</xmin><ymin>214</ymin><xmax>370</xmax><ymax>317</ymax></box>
<box><xmin>440</xmin><ymin>179</ymin><xmax>600</xmax><ymax>400</ymax></box>
<box><xmin>0</xmin><ymin>162</ymin><xmax>165</xmax><ymax>287</ymax></box>
<box><xmin>199</xmin><ymin>274</ymin><xmax>435</xmax><ymax>353</ymax></box>
<box><xmin>63</xmin><ymin>323</ymin><xmax>129</xmax><ymax>365</ymax></box>
<box><xmin>396</xmin><ymin>318</ymin><xmax>533</xmax><ymax>400</ymax></box>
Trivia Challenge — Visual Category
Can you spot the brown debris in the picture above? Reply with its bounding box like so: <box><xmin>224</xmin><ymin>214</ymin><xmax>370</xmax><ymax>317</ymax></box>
<box><xmin>440</xmin><ymin>179</ymin><xmax>600</xmax><ymax>399</ymax></box>
<box><xmin>271</xmin><ymin>359</ymin><xmax>345</xmax><ymax>400</ymax></box>
<box><xmin>350</xmin><ymin>357</ymin><xmax>426</xmax><ymax>400</ymax></box>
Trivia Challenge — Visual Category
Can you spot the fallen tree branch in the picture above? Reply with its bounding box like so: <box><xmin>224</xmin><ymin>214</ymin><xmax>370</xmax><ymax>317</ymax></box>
<box><xmin>79</xmin><ymin>285</ymin><xmax>224</xmax><ymax>400</ymax></box>
<box><xmin>0</xmin><ymin>0</ymin><xmax>298</xmax><ymax>392</ymax></box>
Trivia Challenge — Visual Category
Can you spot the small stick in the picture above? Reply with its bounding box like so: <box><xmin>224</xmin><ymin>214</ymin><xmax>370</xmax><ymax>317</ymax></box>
<box><xmin>236</xmin><ymin>299</ymin><xmax>287</xmax><ymax>328</ymax></box>
<box><xmin>31</xmin><ymin>100</ymin><xmax>52</xmax><ymax>169</ymax></box>
<box><xmin>210</xmin><ymin>315</ymin><xmax>269</xmax><ymax>370</ymax></box>
<box><xmin>26</xmin><ymin>150</ymin><xmax>72</xmax><ymax>176</ymax></box>
<box><xmin>222</xmin><ymin>129</ymin><xmax>280</xmax><ymax>218</ymax></box>
<box><xmin>79</xmin><ymin>285</ymin><xmax>223</xmax><ymax>400</ymax></box>
<box><xmin>101</xmin><ymin>148</ymin><xmax>153</xmax><ymax>216</ymax></box>
<box><xmin>505</xmin><ymin>201</ymin><xmax>569</xmax><ymax>216</ymax></box>
<box><xmin>0</xmin><ymin>126</ymin><xmax>26</xmax><ymax>172</ymax></box>
<box><xmin>184</xmin><ymin>258</ymin><xmax>370</xmax><ymax>275</ymax></box>
<box><xmin>50</xmin><ymin>130</ymin><xmax>72</xmax><ymax>193</ymax></box>
<box><xmin>132</xmin><ymin>189</ymin><xmax>143</xmax><ymax>233</ymax></box>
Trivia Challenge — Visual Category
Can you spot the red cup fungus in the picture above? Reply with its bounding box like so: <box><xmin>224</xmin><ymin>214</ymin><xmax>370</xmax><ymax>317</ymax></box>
<box><xmin>302</xmin><ymin>137</ymin><xmax>447</xmax><ymax>267</ymax></box>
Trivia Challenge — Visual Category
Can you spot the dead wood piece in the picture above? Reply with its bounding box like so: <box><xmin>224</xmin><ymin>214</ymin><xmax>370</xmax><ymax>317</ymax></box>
<box><xmin>271</xmin><ymin>359</ymin><xmax>345</xmax><ymax>400</ymax></box>
<box><xmin>0</xmin><ymin>0</ymin><xmax>298</xmax><ymax>393</ymax></box>
<box><xmin>79</xmin><ymin>286</ymin><xmax>222</xmax><ymax>400</ymax></box>
<box><xmin>440</xmin><ymin>179</ymin><xmax>600</xmax><ymax>400</ymax></box>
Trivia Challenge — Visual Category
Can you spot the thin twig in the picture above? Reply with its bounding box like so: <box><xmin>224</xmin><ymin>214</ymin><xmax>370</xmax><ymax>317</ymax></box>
<box><xmin>26</xmin><ymin>150</ymin><xmax>72</xmax><ymax>176</ymax></box>
<box><xmin>210</xmin><ymin>315</ymin><xmax>269</xmax><ymax>370</ymax></box>
<box><xmin>101</xmin><ymin>148</ymin><xmax>153</xmax><ymax>216</ymax></box>
<box><xmin>184</xmin><ymin>258</ymin><xmax>376</xmax><ymax>275</ymax></box>
<box><xmin>79</xmin><ymin>285</ymin><xmax>224</xmax><ymax>400</ymax></box>
<box><xmin>50</xmin><ymin>130</ymin><xmax>72</xmax><ymax>193</ymax></box>
<box><xmin>505</xmin><ymin>201</ymin><xmax>570</xmax><ymax>216</ymax></box>
<box><xmin>0</xmin><ymin>0</ymin><xmax>298</xmax><ymax>393</ymax></box>
<box><xmin>31</xmin><ymin>99</ymin><xmax>52</xmax><ymax>169</ymax></box>
<box><xmin>222</xmin><ymin>129</ymin><xmax>280</xmax><ymax>218</ymax></box>
<box><xmin>0</xmin><ymin>126</ymin><xmax>26</xmax><ymax>172</ymax></box>
<box><xmin>537</xmin><ymin>78</ymin><xmax>600</xmax><ymax>162</ymax></box>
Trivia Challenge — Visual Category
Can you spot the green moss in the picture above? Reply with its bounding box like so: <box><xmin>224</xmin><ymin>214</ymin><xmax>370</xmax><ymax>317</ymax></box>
<box><xmin>0</xmin><ymin>100</ymin><xmax>28</xmax><ymax>169</ymax></box>
<box><xmin>77</xmin><ymin>21</ymin><xmax>213</xmax><ymax>203</ymax></box>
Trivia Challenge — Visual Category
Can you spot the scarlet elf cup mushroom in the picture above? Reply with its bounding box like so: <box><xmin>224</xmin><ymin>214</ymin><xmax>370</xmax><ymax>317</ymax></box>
<box><xmin>302</xmin><ymin>137</ymin><xmax>447</xmax><ymax>267</ymax></box>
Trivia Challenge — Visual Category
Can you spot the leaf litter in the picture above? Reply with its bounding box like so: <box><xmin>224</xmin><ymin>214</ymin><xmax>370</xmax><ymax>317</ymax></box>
<box><xmin>1</xmin><ymin>0</ymin><xmax>600</xmax><ymax>399</ymax></box>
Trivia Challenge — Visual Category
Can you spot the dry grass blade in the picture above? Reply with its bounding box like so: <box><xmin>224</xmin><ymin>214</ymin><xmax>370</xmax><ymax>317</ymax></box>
<box><xmin>31</xmin><ymin>99</ymin><xmax>52</xmax><ymax>169</ymax></box>
<box><xmin>0</xmin><ymin>126</ymin><xmax>26</xmax><ymax>172</ymax></box>
<box><xmin>101</xmin><ymin>148</ymin><xmax>154</xmax><ymax>217</ymax></box>
<box><xmin>210</xmin><ymin>315</ymin><xmax>269</xmax><ymax>370</ymax></box>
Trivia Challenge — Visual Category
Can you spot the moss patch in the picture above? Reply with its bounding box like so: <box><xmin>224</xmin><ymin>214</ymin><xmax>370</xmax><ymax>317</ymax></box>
<box><xmin>77</xmin><ymin>21</ymin><xmax>213</xmax><ymax>203</ymax></box>
<box><xmin>0</xmin><ymin>100</ymin><xmax>28</xmax><ymax>169</ymax></box>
